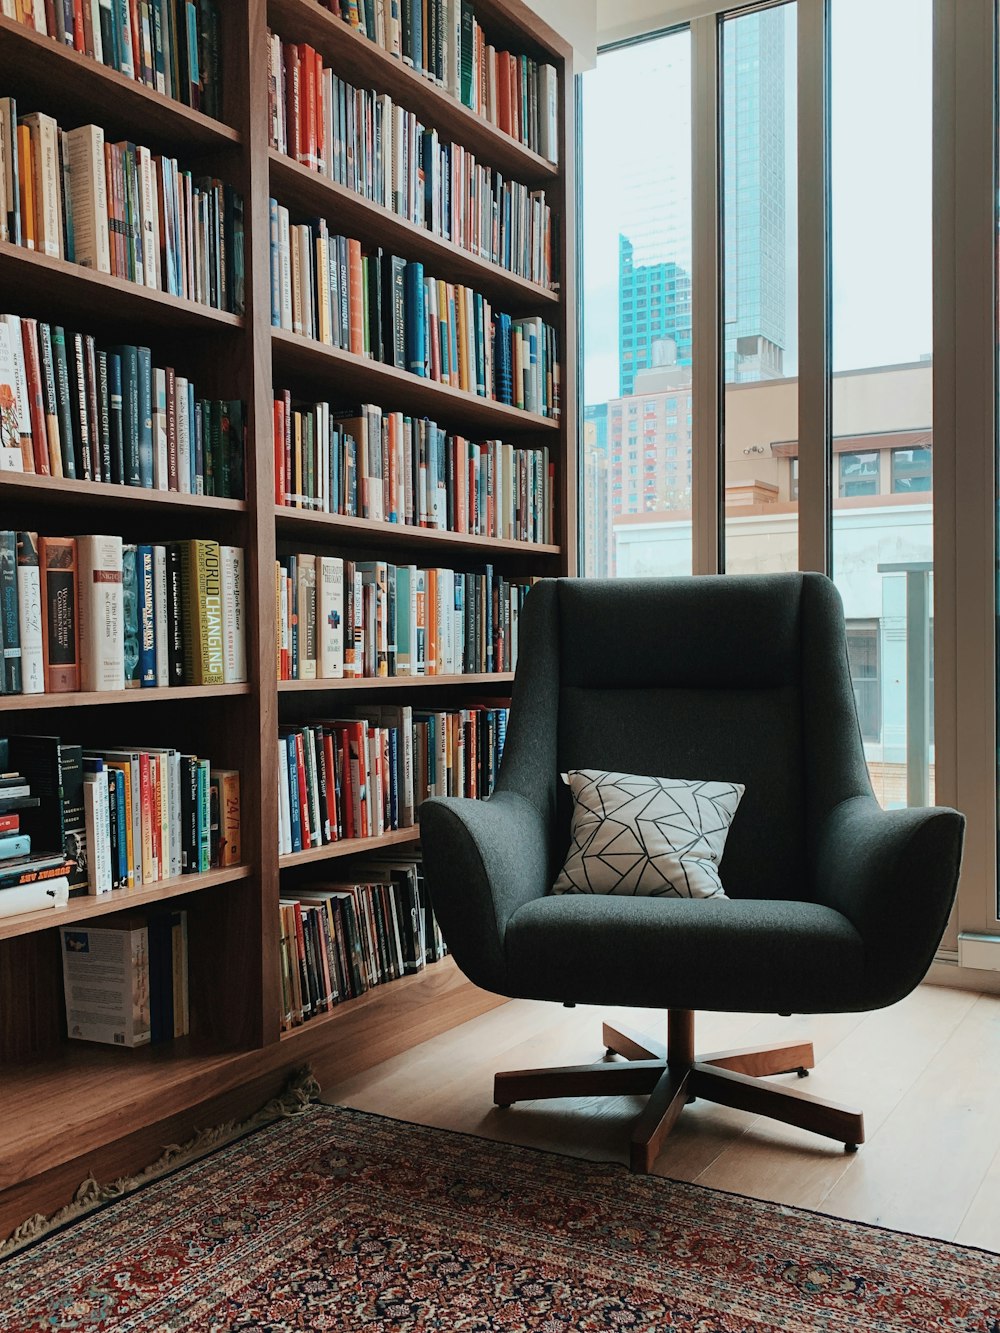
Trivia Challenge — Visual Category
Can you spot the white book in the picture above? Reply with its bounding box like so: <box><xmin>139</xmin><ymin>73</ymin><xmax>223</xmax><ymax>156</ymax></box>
<box><xmin>0</xmin><ymin>103</ymin><xmax>5</xmax><ymax>243</ymax></box>
<box><xmin>153</xmin><ymin>367</ymin><xmax>168</xmax><ymax>488</ymax></box>
<box><xmin>219</xmin><ymin>545</ymin><xmax>247</xmax><ymax>684</ymax></box>
<box><xmin>61</xmin><ymin>921</ymin><xmax>150</xmax><ymax>1047</ymax></box>
<box><xmin>78</xmin><ymin>534</ymin><xmax>125</xmax><ymax>691</ymax></box>
<box><xmin>64</xmin><ymin>125</ymin><xmax>111</xmax><ymax>274</ymax></box>
<box><xmin>88</xmin><ymin>1</ymin><xmax>102</xmax><ymax>59</ymax></box>
<box><xmin>2</xmin><ymin>315</ymin><xmax>31</xmax><ymax>469</ymax></box>
<box><xmin>16</xmin><ymin>530</ymin><xmax>44</xmax><ymax>694</ymax></box>
<box><xmin>296</xmin><ymin>551</ymin><xmax>317</xmax><ymax>680</ymax></box>
<box><xmin>22</xmin><ymin>112</ymin><xmax>62</xmax><ymax>259</ymax></box>
<box><xmin>539</xmin><ymin>65</ymin><xmax>559</xmax><ymax>165</ymax></box>
<box><xmin>318</xmin><ymin>555</ymin><xmax>344</xmax><ymax>679</ymax></box>
<box><xmin>147</xmin><ymin>748</ymin><xmax>181</xmax><ymax>879</ymax></box>
<box><xmin>278</xmin><ymin>205</ymin><xmax>292</xmax><ymax>331</ymax></box>
<box><xmin>0</xmin><ymin>319</ymin><xmax>24</xmax><ymax>471</ymax></box>
<box><xmin>0</xmin><ymin>876</ymin><xmax>69</xmax><ymax>919</ymax></box>
<box><xmin>277</xmin><ymin>739</ymin><xmax>291</xmax><ymax>856</ymax></box>
<box><xmin>136</xmin><ymin>145</ymin><xmax>161</xmax><ymax>290</ymax></box>
<box><xmin>83</xmin><ymin>773</ymin><xmax>113</xmax><ymax>895</ymax></box>
<box><xmin>153</xmin><ymin>544</ymin><xmax>168</xmax><ymax>686</ymax></box>
<box><xmin>176</xmin><ymin>376</ymin><xmax>191</xmax><ymax>493</ymax></box>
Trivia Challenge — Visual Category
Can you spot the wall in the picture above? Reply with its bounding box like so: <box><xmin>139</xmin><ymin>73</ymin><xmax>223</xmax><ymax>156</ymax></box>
<box><xmin>527</xmin><ymin>0</ymin><xmax>598</xmax><ymax>66</ymax></box>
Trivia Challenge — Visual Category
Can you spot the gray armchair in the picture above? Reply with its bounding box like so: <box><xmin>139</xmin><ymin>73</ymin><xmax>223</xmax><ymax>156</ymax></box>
<box><xmin>421</xmin><ymin>575</ymin><xmax>965</xmax><ymax>1172</ymax></box>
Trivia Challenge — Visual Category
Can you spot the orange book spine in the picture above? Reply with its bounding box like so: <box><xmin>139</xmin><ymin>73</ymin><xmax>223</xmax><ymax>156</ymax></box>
<box><xmin>39</xmin><ymin>535</ymin><xmax>79</xmax><ymax>692</ymax></box>
<box><xmin>274</xmin><ymin>397</ymin><xmax>286</xmax><ymax>506</ymax></box>
<box><xmin>17</xmin><ymin>124</ymin><xmax>35</xmax><ymax>251</ymax></box>
<box><xmin>347</xmin><ymin>238</ymin><xmax>365</xmax><ymax>356</ymax></box>
<box><xmin>426</xmin><ymin>567</ymin><xmax>437</xmax><ymax>676</ymax></box>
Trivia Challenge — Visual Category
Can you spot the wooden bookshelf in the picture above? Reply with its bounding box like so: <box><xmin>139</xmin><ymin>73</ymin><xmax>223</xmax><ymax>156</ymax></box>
<box><xmin>0</xmin><ymin>0</ymin><xmax>575</xmax><ymax>1225</ymax></box>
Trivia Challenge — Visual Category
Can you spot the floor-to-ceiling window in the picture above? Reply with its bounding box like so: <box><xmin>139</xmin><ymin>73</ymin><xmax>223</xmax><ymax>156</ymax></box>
<box><xmin>580</xmin><ymin>28</ymin><xmax>693</xmax><ymax>579</ymax></box>
<box><xmin>720</xmin><ymin>2</ymin><xmax>799</xmax><ymax>575</ymax></box>
<box><xmin>830</xmin><ymin>0</ymin><xmax>934</xmax><ymax>808</ymax></box>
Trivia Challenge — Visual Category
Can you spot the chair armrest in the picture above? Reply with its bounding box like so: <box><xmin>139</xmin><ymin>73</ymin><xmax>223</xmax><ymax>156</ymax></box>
<box><xmin>813</xmin><ymin>794</ymin><xmax>964</xmax><ymax>1004</ymax></box>
<box><xmin>420</xmin><ymin>791</ymin><xmax>552</xmax><ymax>996</ymax></box>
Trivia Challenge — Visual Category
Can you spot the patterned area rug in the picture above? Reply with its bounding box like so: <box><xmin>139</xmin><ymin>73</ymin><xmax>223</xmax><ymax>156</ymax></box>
<box><xmin>1</xmin><ymin>1103</ymin><xmax>997</xmax><ymax>1332</ymax></box>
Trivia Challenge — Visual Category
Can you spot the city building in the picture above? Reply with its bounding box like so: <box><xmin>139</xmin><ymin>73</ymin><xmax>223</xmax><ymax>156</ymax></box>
<box><xmin>617</xmin><ymin>236</ymin><xmax>693</xmax><ymax>395</ymax></box>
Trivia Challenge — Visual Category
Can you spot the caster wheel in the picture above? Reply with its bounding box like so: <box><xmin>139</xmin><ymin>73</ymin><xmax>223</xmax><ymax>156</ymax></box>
<box><xmin>496</xmin><ymin>1103</ymin><xmax>513</xmax><ymax>1110</ymax></box>
<box><xmin>797</xmin><ymin>1068</ymin><xmax>809</xmax><ymax>1079</ymax></box>
<box><xmin>844</xmin><ymin>1143</ymin><xmax>858</xmax><ymax>1154</ymax></box>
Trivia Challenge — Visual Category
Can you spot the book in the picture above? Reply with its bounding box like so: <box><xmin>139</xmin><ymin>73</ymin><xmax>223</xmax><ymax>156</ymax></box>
<box><xmin>136</xmin><ymin>543</ymin><xmax>156</xmax><ymax>687</ymax></box>
<box><xmin>219</xmin><ymin>545</ymin><xmax>247</xmax><ymax>684</ymax></box>
<box><xmin>60</xmin><ymin>919</ymin><xmax>151</xmax><ymax>1045</ymax></box>
<box><xmin>38</xmin><ymin>535</ymin><xmax>79</xmax><ymax>691</ymax></box>
<box><xmin>78</xmin><ymin>534</ymin><xmax>125</xmax><ymax>691</ymax></box>
<box><xmin>0</xmin><ymin>529</ymin><xmax>21</xmax><ymax>693</ymax></box>
<box><xmin>178</xmin><ymin>539</ymin><xmax>223</xmax><ymax>685</ymax></box>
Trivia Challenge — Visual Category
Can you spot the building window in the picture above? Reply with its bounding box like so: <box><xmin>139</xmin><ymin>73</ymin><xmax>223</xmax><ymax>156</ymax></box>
<box><xmin>790</xmin><ymin>458</ymin><xmax>799</xmax><ymax>500</ymax></box>
<box><xmin>839</xmin><ymin>451</ymin><xmax>879</xmax><ymax>497</ymax></box>
<box><xmin>891</xmin><ymin>445</ymin><xmax>932</xmax><ymax>493</ymax></box>
<box><xmin>846</xmin><ymin>621</ymin><xmax>880</xmax><ymax>742</ymax></box>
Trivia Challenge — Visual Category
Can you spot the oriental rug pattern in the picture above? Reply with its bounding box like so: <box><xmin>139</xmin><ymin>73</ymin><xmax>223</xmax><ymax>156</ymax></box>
<box><xmin>1</xmin><ymin>1103</ymin><xmax>997</xmax><ymax>1331</ymax></box>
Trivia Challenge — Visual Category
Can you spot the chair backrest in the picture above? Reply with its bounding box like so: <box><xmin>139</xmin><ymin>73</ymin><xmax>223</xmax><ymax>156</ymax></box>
<box><xmin>503</xmin><ymin>574</ymin><xmax>872</xmax><ymax>903</ymax></box>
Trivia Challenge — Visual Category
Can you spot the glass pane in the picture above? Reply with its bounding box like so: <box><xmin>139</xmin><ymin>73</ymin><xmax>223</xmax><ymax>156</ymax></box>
<box><xmin>580</xmin><ymin>30</ymin><xmax>693</xmax><ymax>578</ymax></box>
<box><xmin>721</xmin><ymin>2</ymin><xmax>799</xmax><ymax>574</ymax></box>
<box><xmin>830</xmin><ymin>0</ymin><xmax>934</xmax><ymax>809</ymax></box>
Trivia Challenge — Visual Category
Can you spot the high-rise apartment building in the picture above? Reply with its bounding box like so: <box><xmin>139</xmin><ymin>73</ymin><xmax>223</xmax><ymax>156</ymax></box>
<box><xmin>617</xmin><ymin>237</ymin><xmax>693</xmax><ymax>397</ymax></box>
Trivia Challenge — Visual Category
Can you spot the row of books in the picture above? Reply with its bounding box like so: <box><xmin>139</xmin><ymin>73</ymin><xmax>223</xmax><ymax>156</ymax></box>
<box><xmin>0</xmin><ymin>733</ymin><xmax>239</xmax><ymax>909</ymax></box>
<box><xmin>276</xmin><ymin>554</ymin><xmax>531</xmax><ymax>680</ymax></box>
<box><xmin>0</xmin><ymin>99</ymin><xmax>244</xmax><ymax>313</ymax></box>
<box><xmin>311</xmin><ymin>1</ymin><xmax>559</xmax><ymax>164</ymax></box>
<box><xmin>268</xmin><ymin>38</ymin><xmax>554</xmax><ymax>288</ymax></box>
<box><xmin>278</xmin><ymin>703</ymin><xmax>508</xmax><ymax>854</ymax></box>
<box><xmin>61</xmin><ymin>910</ymin><xmax>190</xmax><ymax>1047</ymax></box>
<box><xmin>269</xmin><ymin>216</ymin><xmax>558</xmax><ymax>416</ymax></box>
<box><xmin>0</xmin><ymin>313</ymin><xmax>244</xmax><ymax>494</ymax></box>
<box><xmin>279</xmin><ymin>856</ymin><xmax>447</xmax><ymax>1029</ymax></box>
<box><xmin>1</xmin><ymin>1</ymin><xmax>222</xmax><ymax>117</ymax></box>
<box><xmin>0</xmin><ymin>532</ymin><xmax>246</xmax><ymax>696</ymax></box>
<box><xmin>273</xmin><ymin>396</ymin><xmax>552</xmax><ymax>543</ymax></box>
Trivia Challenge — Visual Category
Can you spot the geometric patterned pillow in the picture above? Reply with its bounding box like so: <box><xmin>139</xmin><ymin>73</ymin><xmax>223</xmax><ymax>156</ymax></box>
<box><xmin>551</xmin><ymin>769</ymin><xmax>745</xmax><ymax>900</ymax></box>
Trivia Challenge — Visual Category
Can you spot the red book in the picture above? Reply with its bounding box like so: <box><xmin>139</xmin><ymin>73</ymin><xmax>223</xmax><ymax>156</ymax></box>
<box><xmin>322</xmin><ymin>732</ymin><xmax>339</xmax><ymax>841</ymax></box>
<box><xmin>347</xmin><ymin>239</ymin><xmax>365</xmax><ymax>356</ymax></box>
<box><xmin>274</xmin><ymin>397</ymin><xmax>286</xmax><ymax>506</ymax></box>
<box><xmin>497</xmin><ymin>54</ymin><xmax>512</xmax><ymax>136</ymax></box>
<box><xmin>165</xmin><ymin>366</ymin><xmax>178</xmax><ymax>491</ymax></box>
<box><xmin>300</xmin><ymin>45</ymin><xmax>317</xmax><ymax>169</ymax></box>
<box><xmin>38</xmin><ymin>535</ymin><xmax>80</xmax><ymax>692</ymax></box>
<box><xmin>0</xmin><ymin>814</ymin><xmax>20</xmax><ymax>833</ymax></box>
<box><xmin>73</xmin><ymin>0</ymin><xmax>86</xmax><ymax>51</ymax></box>
<box><xmin>285</xmin><ymin>43</ymin><xmax>301</xmax><ymax>166</ymax></box>
<box><xmin>129</xmin><ymin>0</ymin><xmax>141</xmax><ymax>81</ymax></box>
<box><xmin>20</xmin><ymin>319</ymin><xmax>49</xmax><ymax>477</ymax></box>
<box><xmin>315</xmin><ymin>52</ymin><xmax>325</xmax><ymax>174</ymax></box>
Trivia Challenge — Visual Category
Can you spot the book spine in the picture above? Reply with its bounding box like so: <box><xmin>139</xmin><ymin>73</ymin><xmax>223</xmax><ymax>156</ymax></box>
<box><xmin>15</xmin><ymin>531</ymin><xmax>44</xmax><ymax>695</ymax></box>
<box><xmin>39</xmin><ymin>535</ymin><xmax>79</xmax><ymax>692</ymax></box>
<box><xmin>153</xmin><ymin>543</ymin><xmax>168</xmax><ymax>685</ymax></box>
<box><xmin>0</xmin><ymin>529</ymin><xmax>21</xmax><ymax>694</ymax></box>
<box><xmin>137</xmin><ymin>543</ymin><xmax>156</xmax><ymax>687</ymax></box>
<box><xmin>219</xmin><ymin>544</ymin><xmax>246</xmax><ymax>684</ymax></box>
<box><xmin>78</xmin><ymin>533</ymin><xmax>125</xmax><ymax>691</ymax></box>
<box><xmin>165</xmin><ymin>543</ymin><xmax>184</xmax><ymax>686</ymax></box>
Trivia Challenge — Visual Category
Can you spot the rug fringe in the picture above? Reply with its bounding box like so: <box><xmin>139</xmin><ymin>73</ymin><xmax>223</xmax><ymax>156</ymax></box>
<box><xmin>0</xmin><ymin>1067</ymin><xmax>321</xmax><ymax>1261</ymax></box>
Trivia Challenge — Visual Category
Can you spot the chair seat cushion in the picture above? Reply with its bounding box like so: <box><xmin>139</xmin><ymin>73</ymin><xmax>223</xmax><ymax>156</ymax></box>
<box><xmin>504</xmin><ymin>895</ymin><xmax>866</xmax><ymax>1014</ymax></box>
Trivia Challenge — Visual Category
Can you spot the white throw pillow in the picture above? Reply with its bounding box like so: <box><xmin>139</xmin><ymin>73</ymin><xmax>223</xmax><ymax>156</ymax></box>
<box><xmin>551</xmin><ymin>769</ymin><xmax>745</xmax><ymax>900</ymax></box>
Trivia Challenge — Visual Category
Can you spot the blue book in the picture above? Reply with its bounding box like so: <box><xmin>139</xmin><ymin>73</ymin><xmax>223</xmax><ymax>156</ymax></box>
<box><xmin>269</xmin><ymin>198</ymin><xmax>280</xmax><ymax>327</ymax></box>
<box><xmin>111</xmin><ymin>767</ymin><xmax>127</xmax><ymax>887</ymax></box>
<box><xmin>410</xmin><ymin>0</ymin><xmax>422</xmax><ymax>72</ymax></box>
<box><xmin>287</xmin><ymin>554</ymin><xmax>298</xmax><ymax>677</ymax></box>
<box><xmin>187</xmin><ymin>381</ymin><xmax>197</xmax><ymax>492</ymax></box>
<box><xmin>474</xmin><ymin>292</ymin><xmax>486</xmax><ymax>396</ymax></box>
<box><xmin>197</xmin><ymin>759</ymin><xmax>210</xmax><ymax>871</ymax></box>
<box><xmin>405</xmin><ymin>262</ymin><xmax>426</xmax><ymax>377</ymax></box>
<box><xmin>137</xmin><ymin>346</ymin><xmax>153</xmax><ymax>487</ymax></box>
<box><xmin>137</xmin><ymin>545</ymin><xmax>157</xmax><ymax>687</ymax></box>
<box><xmin>386</xmin><ymin>728</ymin><xmax>398</xmax><ymax>830</ymax></box>
<box><xmin>494</xmin><ymin>312</ymin><xmax>513</xmax><ymax>404</ymax></box>
<box><xmin>0</xmin><ymin>834</ymin><xmax>30</xmax><ymax>860</ymax></box>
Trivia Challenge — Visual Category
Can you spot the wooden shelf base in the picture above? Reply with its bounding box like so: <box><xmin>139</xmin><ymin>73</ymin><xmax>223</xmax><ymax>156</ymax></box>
<box><xmin>279</xmin><ymin>826</ymin><xmax>420</xmax><ymax>869</ymax></box>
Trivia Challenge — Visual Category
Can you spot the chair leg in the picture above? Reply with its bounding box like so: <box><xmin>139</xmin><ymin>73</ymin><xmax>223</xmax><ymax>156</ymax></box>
<box><xmin>629</xmin><ymin>1067</ymin><xmax>692</xmax><ymax>1174</ymax></box>
<box><xmin>690</xmin><ymin>1062</ymin><xmax>865</xmax><ymax>1148</ymax></box>
<box><xmin>494</xmin><ymin>1059</ymin><xmax>665</xmax><ymax>1107</ymax></box>
<box><xmin>700</xmin><ymin>1039</ymin><xmax>815</xmax><ymax>1079</ymax></box>
<box><xmin>603</xmin><ymin>1021</ymin><xmax>667</xmax><ymax>1062</ymax></box>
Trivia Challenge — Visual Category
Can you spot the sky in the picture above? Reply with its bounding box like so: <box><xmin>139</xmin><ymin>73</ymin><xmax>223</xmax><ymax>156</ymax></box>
<box><xmin>581</xmin><ymin>0</ymin><xmax>934</xmax><ymax>407</ymax></box>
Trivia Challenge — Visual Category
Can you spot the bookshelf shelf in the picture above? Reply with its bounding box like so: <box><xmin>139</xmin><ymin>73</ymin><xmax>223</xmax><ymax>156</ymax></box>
<box><xmin>0</xmin><ymin>0</ymin><xmax>572</xmax><ymax>1231</ymax></box>
<box><xmin>0</xmin><ymin>472</ymin><xmax>247</xmax><ymax>517</ymax></box>
<box><xmin>0</xmin><ymin>243</ymin><xmax>244</xmax><ymax>336</ymax></box>
<box><xmin>278</xmin><ymin>826</ymin><xmax>421</xmax><ymax>869</ymax></box>
<box><xmin>268</xmin><ymin>150</ymin><xmax>559</xmax><ymax>315</ymax></box>
<box><xmin>274</xmin><ymin>507</ymin><xmax>560</xmax><ymax>555</ymax></box>
<box><xmin>0</xmin><ymin>684</ymin><xmax>251</xmax><ymax>713</ymax></box>
<box><xmin>0</xmin><ymin>865</ymin><xmax>253</xmax><ymax>944</ymax></box>
<box><xmin>272</xmin><ymin>328</ymin><xmax>559</xmax><ymax>435</ymax></box>
<box><xmin>266</xmin><ymin>0</ymin><xmax>559</xmax><ymax>186</ymax></box>
<box><xmin>0</xmin><ymin>15</ymin><xmax>242</xmax><ymax>155</ymax></box>
<box><xmin>278</xmin><ymin>672</ymin><xmax>514</xmax><ymax>692</ymax></box>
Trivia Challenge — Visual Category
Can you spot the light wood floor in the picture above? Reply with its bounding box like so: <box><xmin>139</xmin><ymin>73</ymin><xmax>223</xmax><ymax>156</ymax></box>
<box><xmin>325</xmin><ymin>982</ymin><xmax>1000</xmax><ymax>1251</ymax></box>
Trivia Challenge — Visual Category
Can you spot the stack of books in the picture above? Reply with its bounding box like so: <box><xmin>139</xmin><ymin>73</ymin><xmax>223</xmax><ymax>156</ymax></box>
<box><xmin>0</xmin><ymin>99</ymin><xmax>245</xmax><ymax>313</ymax></box>
<box><xmin>60</xmin><ymin>909</ymin><xmax>190</xmax><ymax>1047</ymax></box>
<box><xmin>276</xmin><ymin>553</ymin><xmax>532</xmax><ymax>680</ymax></box>
<box><xmin>7</xmin><ymin>732</ymin><xmax>240</xmax><ymax>898</ymax></box>
<box><xmin>305</xmin><ymin>1</ymin><xmax>559</xmax><ymax>163</ymax></box>
<box><xmin>0</xmin><ymin>532</ymin><xmax>247</xmax><ymax>697</ymax></box>
<box><xmin>279</xmin><ymin>855</ymin><xmax>447</xmax><ymax>1029</ymax></box>
<box><xmin>0</xmin><ymin>1</ymin><xmax>223</xmax><ymax>116</ymax></box>
<box><xmin>0</xmin><ymin>737</ymin><xmax>72</xmax><ymax>919</ymax></box>
<box><xmin>268</xmin><ymin>36</ymin><xmax>554</xmax><ymax>286</ymax></box>
<box><xmin>278</xmin><ymin>703</ymin><xmax>508</xmax><ymax>855</ymax></box>
<box><xmin>273</xmin><ymin>395</ymin><xmax>552</xmax><ymax>541</ymax></box>
<box><xmin>0</xmin><ymin>314</ymin><xmax>244</xmax><ymax>492</ymax></box>
<box><xmin>268</xmin><ymin>212</ymin><xmax>559</xmax><ymax>416</ymax></box>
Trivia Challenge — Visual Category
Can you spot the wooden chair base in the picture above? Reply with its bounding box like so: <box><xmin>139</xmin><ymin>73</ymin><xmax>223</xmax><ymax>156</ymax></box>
<box><xmin>493</xmin><ymin>1010</ymin><xmax>865</xmax><ymax>1174</ymax></box>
